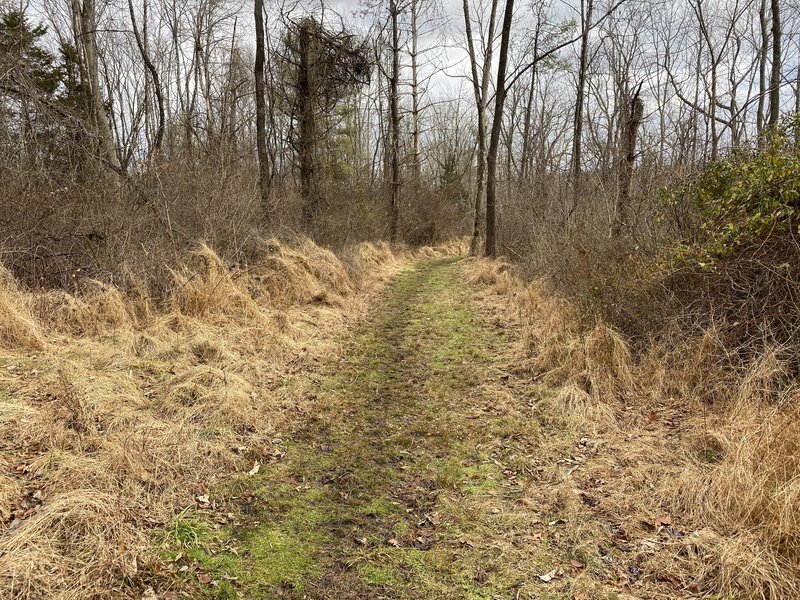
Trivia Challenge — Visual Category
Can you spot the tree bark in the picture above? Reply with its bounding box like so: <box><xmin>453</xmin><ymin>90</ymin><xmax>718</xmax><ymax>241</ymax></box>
<box><xmin>298</xmin><ymin>20</ymin><xmax>319</xmax><ymax>228</ymax></box>
<box><xmin>254</xmin><ymin>0</ymin><xmax>271</xmax><ymax>221</ymax></box>
<box><xmin>128</xmin><ymin>0</ymin><xmax>165</xmax><ymax>157</ymax></box>
<box><xmin>768</xmin><ymin>0</ymin><xmax>781</xmax><ymax>127</ymax></box>
<box><xmin>795</xmin><ymin>59</ymin><xmax>800</xmax><ymax>118</ymax></box>
<box><xmin>520</xmin><ymin>5</ymin><xmax>543</xmax><ymax>180</ymax></box>
<box><xmin>463</xmin><ymin>0</ymin><xmax>499</xmax><ymax>256</ymax></box>
<box><xmin>72</xmin><ymin>0</ymin><xmax>120</xmax><ymax>172</ymax></box>
<box><xmin>757</xmin><ymin>0</ymin><xmax>768</xmax><ymax>138</ymax></box>
<box><xmin>485</xmin><ymin>0</ymin><xmax>515</xmax><ymax>258</ymax></box>
<box><xmin>389</xmin><ymin>0</ymin><xmax>401</xmax><ymax>242</ymax></box>
<box><xmin>520</xmin><ymin>60</ymin><xmax>537</xmax><ymax>179</ymax></box>
<box><xmin>568</xmin><ymin>0</ymin><xmax>593</xmax><ymax>221</ymax></box>
<box><xmin>410</xmin><ymin>0</ymin><xmax>421</xmax><ymax>182</ymax></box>
<box><xmin>613</xmin><ymin>86</ymin><xmax>643</xmax><ymax>236</ymax></box>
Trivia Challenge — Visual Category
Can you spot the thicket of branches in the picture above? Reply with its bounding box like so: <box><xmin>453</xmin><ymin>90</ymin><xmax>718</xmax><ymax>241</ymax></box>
<box><xmin>0</xmin><ymin>0</ymin><xmax>798</xmax><ymax>340</ymax></box>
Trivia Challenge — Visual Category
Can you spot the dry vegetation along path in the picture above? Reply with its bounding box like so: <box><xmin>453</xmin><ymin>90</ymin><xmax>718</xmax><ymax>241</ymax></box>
<box><xmin>171</xmin><ymin>258</ymin><xmax>576</xmax><ymax>599</ymax></box>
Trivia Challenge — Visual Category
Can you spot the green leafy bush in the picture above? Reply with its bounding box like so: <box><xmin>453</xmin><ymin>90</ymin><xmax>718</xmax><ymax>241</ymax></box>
<box><xmin>669</xmin><ymin>116</ymin><xmax>800</xmax><ymax>264</ymax></box>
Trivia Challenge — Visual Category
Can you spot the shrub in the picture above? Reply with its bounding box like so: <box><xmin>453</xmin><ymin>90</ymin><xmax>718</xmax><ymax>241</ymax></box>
<box><xmin>666</xmin><ymin>115</ymin><xmax>800</xmax><ymax>266</ymax></box>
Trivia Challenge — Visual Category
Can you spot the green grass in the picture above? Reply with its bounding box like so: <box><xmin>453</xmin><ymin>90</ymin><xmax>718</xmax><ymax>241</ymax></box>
<box><xmin>247</xmin><ymin>527</ymin><xmax>321</xmax><ymax>591</ymax></box>
<box><xmin>154</xmin><ymin>259</ymin><xmax>572</xmax><ymax>599</ymax></box>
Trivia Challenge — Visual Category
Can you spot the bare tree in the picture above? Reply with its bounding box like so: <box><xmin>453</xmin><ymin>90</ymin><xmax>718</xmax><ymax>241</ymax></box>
<box><xmin>128</xmin><ymin>0</ymin><xmax>165</xmax><ymax>157</ymax></box>
<box><xmin>613</xmin><ymin>82</ymin><xmax>643</xmax><ymax>236</ymax></box>
<box><xmin>389</xmin><ymin>0</ymin><xmax>401</xmax><ymax>241</ymax></box>
<box><xmin>768</xmin><ymin>0</ymin><xmax>781</xmax><ymax>127</ymax></box>
<box><xmin>410</xmin><ymin>0</ymin><xmax>421</xmax><ymax>182</ymax></box>
<box><xmin>569</xmin><ymin>0</ymin><xmax>593</xmax><ymax>217</ymax></box>
<box><xmin>71</xmin><ymin>0</ymin><xmax>120</xmax><ymax>171</ymax></box>
<box><xmin>757</xmin><ymin>0</ymin><xmax>769</xmax><ymax>136</ymax></box>
<box><xmin>462</xmin><ymin>0</ymin><xmax>499</xmax><ymax>255</ymax></box>
<box><xmin>254</xmin><ymin>0</ymin><xmax>271</xmax><ymax>220</ymax></box>
<box><xmin>485</xmin><ymin>0</ymin><xmax>515</xmax><ymax>257</ymax></box>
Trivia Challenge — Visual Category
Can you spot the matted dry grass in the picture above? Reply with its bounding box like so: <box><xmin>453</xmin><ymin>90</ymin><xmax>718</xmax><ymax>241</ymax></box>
<box><xmin>0</xmin><ymin>237</ymin><xmax>461</xmax><ymax>599</ymax></box>
<box><xmin>464</xmin><ymin>257</ymin><xmax>800</xmax><ymax>599</ymax></box>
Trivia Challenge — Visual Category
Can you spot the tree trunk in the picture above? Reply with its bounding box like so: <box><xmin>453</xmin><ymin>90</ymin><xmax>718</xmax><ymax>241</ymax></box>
<box><xmin>463</xmin><ymin>0</ymin><xmax>499</xmax><ymax>256</ymax></box>
<box><xmin>484</xmin><ymin>0</ymin><xmax>515</xmax><ymax>258</ymax></box>
<box><xmin>520</xmin><ymin>9</ymin><xmax>542</xmax><ymax>180</ymax></box>
<box><xmin>757</xmin><ymin>0</ymin><xmax>768</xmax><ymax>138</ymax></box>
<box><xmin>520</xmin><ymin>63</ymin><xmax>537</xmax><ymax>180</ymax></box>
<box><xmin>128</xmin><ymin>0</ymin><xmax>165</xmax><ymax>157</ymax></box>
<box><xmin>410</xmin><ymin>0</ymin><xmax>421</xmax><ymax>183</ymax></box>
<box><xmin>568</xmin><ymin>0</ymin><xmax>593</xmax><ymax>221</ymax></box>
<box><xmin>389</xmin><ymin>0</ymin><xmax>401</xmax><ymax>242</ymax></box>
<box><xmin>795</xmin><ymin>61</ymin><xmax>800</xmax><ymax>147</ymax></box>
<box><xmin>254</xmin><ymin>0</ymin><xmax>271</xmax><ymax>221</ymax></box>
<box><xmin>72</xmin><ymin>0</ymin><xmax>120</xmax><ymax>172</ymax></box>
<box><xmin>613</xmin><ymin>87</ymin><xmax>643</xmax><ymax>236</ymax></box>
<box><xmin>709</xmin><ymin>61</ymin><xmax>718</xmax><ymax>161</ymax></box>
<box><xmin>768</xmin><ymin>0</ymin><xmax>781</xmax><ymax>127</ymax></box>
<box><xmin>471</xmin><ymin>117</ymin><xmax>487</xmax><ymax>255</ymax></box>
<box><xmin>298</xmin><ymin>21</ymin><xmax>319</xmax><ymax>228</ymax></box>
<box><xmin>795</xmin><ymin>60</ymin><xmax>800</xmax><ymax>120</ymax></box>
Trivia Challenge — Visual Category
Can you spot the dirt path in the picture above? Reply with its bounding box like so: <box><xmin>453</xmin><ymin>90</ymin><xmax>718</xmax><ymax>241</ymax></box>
<box><xmin>169</xmin><ymin>259</ymin><xmax>581</xmax><ymax>599</ymax></box>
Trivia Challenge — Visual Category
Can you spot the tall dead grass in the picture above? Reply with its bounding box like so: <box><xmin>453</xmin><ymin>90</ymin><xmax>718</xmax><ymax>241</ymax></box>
<box><xmin>0</xmin><ymin>266</ymin><xmax>47</xmax><ymax>351</ymax></box>
<box><xmin>465</xmin><ymin>256</ymin><xmax>800</xmax><ymax>599</ymax></box>
<box><xmin>0</xmin><ymin>237</ymin><xmax>462</xmax><ymax>598</ymax></box>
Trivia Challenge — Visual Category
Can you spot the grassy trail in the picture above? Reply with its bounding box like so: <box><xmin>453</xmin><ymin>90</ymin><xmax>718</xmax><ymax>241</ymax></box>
<box><xmin>178</xmin><ymin>259</ymin><xmax>562</xmax><ymax>599</ymax></box>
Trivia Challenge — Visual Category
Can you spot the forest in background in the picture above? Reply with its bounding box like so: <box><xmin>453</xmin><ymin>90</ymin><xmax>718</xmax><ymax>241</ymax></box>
<box><xmin>1</xmin><ymin>0</ymin><xmax>798</xmax><ymax>281</ymax></box>
<box><xmin>2</xmin><ymin>0</ymin><xmax>800</xmax><ymax>596</ymax></box>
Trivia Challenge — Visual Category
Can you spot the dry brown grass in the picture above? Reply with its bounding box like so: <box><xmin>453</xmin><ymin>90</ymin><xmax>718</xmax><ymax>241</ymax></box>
<box><xmin>464</xmin><ymin>256</ymin><xmax>800</xmax><ymax>599</ymax></box>
<box><xmin>0</xmin><ymin>237</ymin><xmax>463</xmax><ymax>598</ymax></box>
<box><xmin>0</xmin><ymin>266</ymin><xmax>47</xmax><ymax>351</ymax></box>
<box><xmin>668</xmin><ymin>392</ymin><xmax>800</xmax><ymax>598</ymax></box>
<box><xmin>32</xmin><ymin>282</ymin><xmax>139</xmax><ymax>338</ymax></box>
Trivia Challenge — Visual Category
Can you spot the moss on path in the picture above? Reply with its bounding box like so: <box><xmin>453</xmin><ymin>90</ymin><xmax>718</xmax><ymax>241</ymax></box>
<box><xmin>172</xmin><ymin>259</ymin><xmax>567</xmax><ymax>599</ymax></box>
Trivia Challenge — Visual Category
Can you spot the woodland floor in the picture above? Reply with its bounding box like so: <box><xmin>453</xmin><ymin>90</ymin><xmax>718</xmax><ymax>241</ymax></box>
<box><xmin>154</xmin><ymin>259</ymin><xmax>662</xmax><ymax>599</ymax></box>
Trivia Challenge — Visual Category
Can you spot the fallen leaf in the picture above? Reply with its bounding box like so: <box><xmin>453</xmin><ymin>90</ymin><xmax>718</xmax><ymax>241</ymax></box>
<box><xmin>654</xmin><ymin>515</ymin><xmax>672</xmax><ymax>528</ymax></box>
<box><xmin>198</xmin><ymin>573</ymin><xmax>212</xmax><ymax>584</ymax></box>
<box><xmin>196</xmin><ymin>494</ymin><xmax>210</xmax><ymax>505</ymax></box>
<box><xmin>538</xmin><ymin>569</ymin><xmax>558</xmax><ymax>583</ymax></box>
<box><xmin>570</xmin><ymin>559</ymin><xmax>585</xmax><ymax>569</ymax></box>
<box><xmin>458</xmin><ymin>537</ymin><xmax>476</xmax><ymax>548</ymax></box>
<box><xmin>248</xmin><ymin>461</ymin><xmax>260</xmax><ymax>476</ymax></box>
<box><xmin>387</xmin><ymin>538</ymin><xmax>400</xmax><ymax>547</ymax></box>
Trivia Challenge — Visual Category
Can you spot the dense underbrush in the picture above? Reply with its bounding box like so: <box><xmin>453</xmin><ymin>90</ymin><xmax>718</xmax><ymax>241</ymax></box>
<box><xmin>481</xmin><ymin>118</ymin><xmax>800</xmax><ymax>598</ymax></box>
<box><xmin>468</xmin><ymin>256</ymin><xmax>800</xmax><ymax>598</ymax></box>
